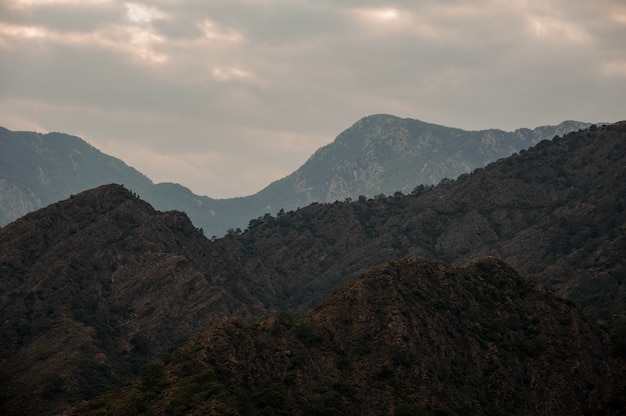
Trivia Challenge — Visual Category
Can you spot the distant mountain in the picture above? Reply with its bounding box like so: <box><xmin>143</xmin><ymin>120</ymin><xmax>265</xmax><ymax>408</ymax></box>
<box><xmin>1</xmin><ymin>121</ymin><xmax>624</xmax><ymax>415</ymax></box>
<box><xmin>0</xmin><ymin>127</ymin><xmax>153</xmax><ymax>224</ymax></box>
<box><xmin>251</xmin><ymin>115</ymin><xmax>592</xmax><ymax>209</ymax></box>
<box><xmin>71</xmin><ymin>258</ymin><xmax>624</xmax><ymax>416</ymax></box>
<box><xmin>0</xmin><ymin>116</ymin><xmax>592</xmax><ymax>236</ymax></box>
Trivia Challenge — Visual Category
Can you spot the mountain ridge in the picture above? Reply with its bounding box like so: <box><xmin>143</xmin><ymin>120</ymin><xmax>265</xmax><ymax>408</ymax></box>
<box><xmin>244</xmin><ymin>115</ymin><xmax>593</xmax><ymax>216</ymax></box>
<box><xmin>223</xmin><ymin>122</ymin><xmax>626</xmax><ymax>327</ymax></box>
<box><xmin>69</xmin><ymin>257</ymin><xmax>624</xmax><ymax>416</ymax></box>
<box><xmin>0</xmin><ymin>121</ymin><xmax>623</xmax><ymax>414</ymax></box>
<box><xmin>0</xmin><ymin>116</ymin><xmax>593</xmax><ymax>236</ymax></box>
<box><xmin>0</xmin><ymin>184</ymin><xmax>266</xmax><ymax>415</ymax></box>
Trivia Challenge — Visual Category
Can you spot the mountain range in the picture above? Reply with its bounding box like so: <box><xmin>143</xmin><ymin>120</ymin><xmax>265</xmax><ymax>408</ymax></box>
<box><xmin>0</xmin><ymin>116</ymin><xmax>592</xmax><ymax>237</ymax></box>
<box><xmin>0</xmin><ymin>121</ymin><xmax>624</xmax><ymax>415</ymax></box>
<box><xmin>69</xmin><ymin>258</ymin><xmax>622</xmax><ymax>416</ymax></box>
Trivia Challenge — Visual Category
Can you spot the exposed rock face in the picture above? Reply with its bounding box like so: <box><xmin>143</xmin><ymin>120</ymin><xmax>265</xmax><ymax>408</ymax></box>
<box><xmin>69</xmin><ymin>258</ymin><xmax>625</xmax><ymax>416</ymax></box>
<box><xmin>0</xmin><ymin>179</ymin><xmax>41</xmax><ymax>224</ymax></box>
<box><xmin>0</xmin><ymin>127</ymin><xmax>154</xmax><ymax>226</ymax></box>
<box><xmin>0</xmin><ymin>117</ymin><xmax>591</xmax><ymax>236</ymax></box>
<box><xmin>232</xmin><ymin>122</ymin><xmax>626</xmax><ymax>329</ymax></box>
<box><xmin>260</xmin><ymin>115</ymin><xmax>592</xmax><ymax>207</ymax></box>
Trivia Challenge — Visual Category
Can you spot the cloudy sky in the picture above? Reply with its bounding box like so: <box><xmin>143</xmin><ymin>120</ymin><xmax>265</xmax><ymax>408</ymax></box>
<box><xmin>1</xmin><ymin>0</ymin><xmax>625</xmax><ymax>198</ymax></box>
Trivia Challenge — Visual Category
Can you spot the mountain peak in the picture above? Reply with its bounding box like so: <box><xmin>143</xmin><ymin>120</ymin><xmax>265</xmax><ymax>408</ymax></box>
<box><xmin>1</xmin><ymin>118</ymin><xmax>595</xmax><ymax>236</ymax></box>
<box><xmin>0</xmin><ymin>183</ymin><xmax>266</xmax><ymax>414</ymax></box>
<box><xmin>4</xmin><ymin>183</ymin><xmax>155</xmax><ymax>236</ymax></box>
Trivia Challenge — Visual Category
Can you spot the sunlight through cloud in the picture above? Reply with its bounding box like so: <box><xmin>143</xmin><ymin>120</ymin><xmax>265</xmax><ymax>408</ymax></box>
<box><xmin>0</xmin><ymin>23</ymin><xmax>47</xmax><ymax>39</ymax></box>
<box><xmin>358</xmin><ymin>7</ymin><xmax>400</xmax><ymax>22</ymax></box>
<box><xmin>126</xmin><ymin>26</ymin><xmax>167</xmax><ymax>63</ymax></box>
<box><xmin>125</xmin><ymin>3</ymin><xmax>167</xmax><ymax>24</ymax></box>
<box><xmin>199</xmin><ymin>19</ymin><xmax>243</xmax><ymax>42</ymax></box>
<box><xmin>528</xmin><ymin>15</ymin><xmax>592</xmax><ymax>45</ymax></box>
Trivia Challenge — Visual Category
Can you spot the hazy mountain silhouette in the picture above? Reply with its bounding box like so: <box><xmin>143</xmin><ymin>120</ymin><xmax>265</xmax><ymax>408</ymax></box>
<box><xmin>0</xmin><ymin>116</ymin><xmax>592</xmax><ymax>236</ymax></box>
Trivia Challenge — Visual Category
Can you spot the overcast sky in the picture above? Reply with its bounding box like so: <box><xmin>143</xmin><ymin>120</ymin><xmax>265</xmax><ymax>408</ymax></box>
<box><xmin>1</xmin><ymin>0</ymin><xmax>625</xmax><ymax>198</ymax></box>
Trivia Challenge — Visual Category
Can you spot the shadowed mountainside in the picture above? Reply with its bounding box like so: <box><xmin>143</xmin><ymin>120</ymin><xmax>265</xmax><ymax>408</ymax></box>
<box><xmin>70</xmin><ymin>258</ymin><xmax>625</xmax><ymax>416</ymax></box>
<box><xmin>224</xmin><ymin>122</ymin><xmax>626</xmax><ymax>330</ymax></box>
<box><xmin>0</xmin><ymin>185</ymin><xmax>266</xmax><ymax>415</ymax></box>
<box><xmin>0</xmin><ymin>122</ymin><xmax>624</xmax><ymax>414</ymax></box>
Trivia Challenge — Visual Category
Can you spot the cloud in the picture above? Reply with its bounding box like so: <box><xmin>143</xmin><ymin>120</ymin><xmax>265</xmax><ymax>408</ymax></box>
<box><xmin>211</xmin><ymin>66</ymin><xmax>257</xmax><ymax>82</ymax></box>
<box><xmin>198</xmin><ymin>18</ymin><xmax>242</xmax><ymax>42</ymax></box>
<box><xmin>1</xmin><ymin>0</ymin><xmax>625</xmax><ymax>197</ymax></box>
<box><xmin>125</xmin><ymin>3</ymin><xmax>167</xmax><ymax>24</ymax></box>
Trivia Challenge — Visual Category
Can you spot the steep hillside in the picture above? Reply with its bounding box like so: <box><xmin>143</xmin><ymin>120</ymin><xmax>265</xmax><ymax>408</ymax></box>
<box><xmin>69</xmin><ymin>258</ymin><xmax>625</xmax><ymax>416</ymax></box>
<box><xmin>0</xmin><ymin>117</ymin><xmax>590</xmax><ymax>237</ymax></box>
<box><xmin>1</xmin><ymin>122</ymin><xmax>624</xmax><ymax>415</ymax></box>
<box><xmin>0</xmin><ymin>185</ymin><xmax>265</xmax><ymax>416</ymax></box>
<box><xmin>220</xmin><ymin>122</ymin><xmax>626</xmax><ymax>330</ymax></box>
<box><xmin>0</xmin><ymin>127</ymin><xmax>154</xmax><ymax>224</ymax></box>
<box><xmin>0</xmin><ymin>127</ymin><xmax>225</xmax><ymax>236</ymax></box>
<box><xmin>252</xmin><ymin>115</ymin><xmax>591</xmax><ymax>210</ymax></box>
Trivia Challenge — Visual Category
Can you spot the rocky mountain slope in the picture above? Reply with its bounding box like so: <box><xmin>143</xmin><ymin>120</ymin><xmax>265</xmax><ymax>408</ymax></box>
<box><xmin>0</xmin><ymin>127</ymin><xmax>153</xmax><ymax>225</ymax></box>
<box><xmin>252</xmin><ymin>115</ymin><xmax>591</xmax><ymax>209</ymax></box>
<box><xmin>0</xmin><ymin>185</ymin><xmax>266</xmax><ymax>415</ymax></box>
<box><xmin>0</xmin><ymin>121</ymin><xmax>623</xmax><ymax>414</ymax></box>
<box><xmin>223</xmin><ymin>122</ymin><xmax>626</xmax><ymax>330</ymax></box>
<box><xmin>71</xmin><ymin>258</ymin><xmax>624</xmax><ymax>416</ymax></box>
<box><xmin>0</xmin><ymin>117</ymin><xmax>591</xmax><ymax>237</ymax></box>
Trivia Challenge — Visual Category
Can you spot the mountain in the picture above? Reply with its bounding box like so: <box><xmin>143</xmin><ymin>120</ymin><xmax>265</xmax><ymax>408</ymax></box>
<box><xmin>221</xmin><ymin>122</ymin><xmax>626</xmax><ymax>330</ymax></box>
<box><xmin>0</xmin><ymin>117</ymin><xmax>592</xmax><ymax>236</ymax></box>
<box><xmin>0</xmin><ymin>121</ymin><xmax>624</xmax><ymax>414</ymax></box>
<box><xmin>0</xmin><ymin>126</ymin><xmax>222</xmax><ymax>234</ymax></box>
<box><xmin>70</xmin><ymin>258</ymin><xmax>624</xmax><ymax>416</ymax></box>
<box><xmin>0</xmin><ymin>127</ymin><xmax>154</xmax><ymax>224</ymax></box>
<box><xmin>250</xmin><ymin>115</ymin><xmax>592</xmax><ymax>209</ymax></box>
<box><xmin>0</xmin><ymin>185</ymin><xmax>266</xmax><ymax>415</ymax></box>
